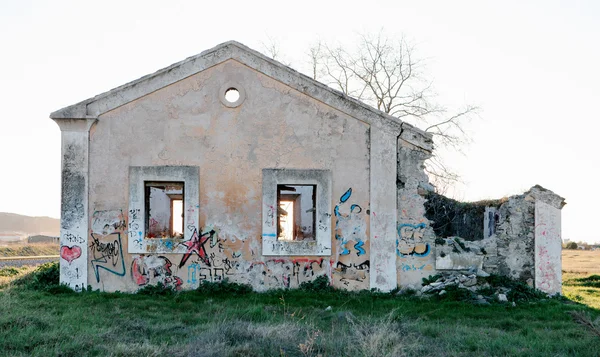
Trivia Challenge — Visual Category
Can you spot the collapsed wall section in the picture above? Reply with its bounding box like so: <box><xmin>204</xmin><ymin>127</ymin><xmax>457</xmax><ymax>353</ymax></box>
<box><xmin>422</xmin><ymin>185</ymin><xmax>565</xmax><ymax>294</ymax></box>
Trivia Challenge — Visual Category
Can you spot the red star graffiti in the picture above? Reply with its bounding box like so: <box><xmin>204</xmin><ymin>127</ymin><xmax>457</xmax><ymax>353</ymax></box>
<box><xmin>178</xmin><ymin>229</ymin><xmax>215</xmax><ymax>268</ymax></box>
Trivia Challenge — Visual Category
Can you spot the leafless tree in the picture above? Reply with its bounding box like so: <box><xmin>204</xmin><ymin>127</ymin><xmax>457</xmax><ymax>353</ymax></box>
<box><xmin>260</xmin><ymin>35</ymin><xmax>291</xmax><ymax>67</ymax></box>
<box><xmin>308</xmin><ymin>31</ymin><xmax>480</xmax><ymax>192</ymax></box>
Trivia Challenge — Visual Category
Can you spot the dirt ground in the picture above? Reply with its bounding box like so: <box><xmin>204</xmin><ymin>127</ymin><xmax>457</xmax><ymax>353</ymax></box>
<box><xmin>562</xmin><ymin>249</ymin><xmax>600</xmax><ymax>274</ymax></box>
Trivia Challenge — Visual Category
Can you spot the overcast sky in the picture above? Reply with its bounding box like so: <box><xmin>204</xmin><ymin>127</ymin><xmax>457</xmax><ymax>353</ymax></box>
<box><xmin>1</xmin><ymin>0</ymin><xmax>598</xmax><ymax>243</ymax></box>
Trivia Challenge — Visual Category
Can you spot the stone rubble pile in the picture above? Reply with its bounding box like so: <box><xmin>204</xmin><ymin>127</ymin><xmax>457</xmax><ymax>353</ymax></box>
<box><xmin>418</xmin><ymin>270</ymin><xmax>516</xmax><ymax>305</ymax></box>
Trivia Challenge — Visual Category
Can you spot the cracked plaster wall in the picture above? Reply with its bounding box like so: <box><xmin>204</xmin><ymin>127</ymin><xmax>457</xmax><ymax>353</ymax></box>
<box><xmin>86</xmin><ymin>60</ymin><xmax>374</xmax><ymax>292</ymax></box>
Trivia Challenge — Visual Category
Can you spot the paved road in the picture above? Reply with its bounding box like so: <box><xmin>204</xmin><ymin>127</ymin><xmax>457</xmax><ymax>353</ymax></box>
<box><xmin>0</xmin><ymin>256</ymin><xmax>59</xmax><ymax>268</ymax></box>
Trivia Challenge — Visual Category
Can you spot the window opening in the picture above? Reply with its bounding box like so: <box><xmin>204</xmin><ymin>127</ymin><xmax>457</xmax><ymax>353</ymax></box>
<box><xmin>145</xmin><ymin>182</ymin><xmax>184</xmax><ymax>238</ymax></box>
<box><xmin>277</xmin><ymin>184</ymin><xmax>316</xmax><ymax>241</ymax></box>
<box><xmin>224</xmin><ymin>88</ymin><xmax>240</xmax><ymax>103</ymax></box>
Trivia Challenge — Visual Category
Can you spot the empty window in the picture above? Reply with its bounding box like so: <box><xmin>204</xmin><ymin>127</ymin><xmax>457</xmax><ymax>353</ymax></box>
<box><xmin>224</xmin><ymin>88</ymin><xmax>240</xmax><ymax>103</ymax></box>
<box><xmin>277</xmin><ymin>184</ymin><xmax>316</xmax><ymax>241</ymax></box>
<box><xmin>262</xmin><ymin>169</ymin><xmax>331</xmax><ymax>256</ymax></box>
<box><xmin>145</xmin><ymin>182</ymin><xmax>184</xmax><ymax>238</ymax></box>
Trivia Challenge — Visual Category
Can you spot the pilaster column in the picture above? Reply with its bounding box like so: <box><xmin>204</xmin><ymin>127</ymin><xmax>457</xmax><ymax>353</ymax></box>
<box><xmin>52</xmin><ymin>118</ymin><xmax>96</xmax><ymax>291</ymax></box>
<box><xmin>369</xmin><ymin>125</ymin><xmax>399</xmax><ymax>291</ymax></box>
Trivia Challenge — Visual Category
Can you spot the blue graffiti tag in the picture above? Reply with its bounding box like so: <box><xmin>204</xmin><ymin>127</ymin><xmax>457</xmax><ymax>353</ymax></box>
<box><xmin>354</xmin><ymin>240</ymin><xmax>366</xmax><ymax>256</ymax></box>
<box><xmin>335</xmin><ymin>188</ymin><xmax>366</xmax><ymax>256</ymax></box>
<box><xmin>396</xmin><ymin>223</ymin><xmax>430</xmax><ymax>257</ymax></box>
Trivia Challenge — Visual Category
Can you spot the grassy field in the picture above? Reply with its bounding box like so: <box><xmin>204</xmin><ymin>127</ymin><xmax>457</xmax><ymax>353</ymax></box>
<box><xmin>0</xmin><ymin>252</ymin><xmax>597</xmax><ymax>356</ymax></box>
<box><xmin>562</xmin><ymin>249</ymin><xmax>600</xmax><ymax>274</ymax></box>
<box><xmin>0</xmin><ymin>243</ymin><xmax>59</xmax><ymax>257</ymax></box>
<box><xmin>562</xmin><ymin>249</ymin><xmax>600</xmax><ymax>310</ymax></box>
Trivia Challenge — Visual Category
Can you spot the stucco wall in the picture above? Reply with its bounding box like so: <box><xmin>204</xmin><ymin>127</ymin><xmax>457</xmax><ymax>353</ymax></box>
<box><xmin>87</xmin><ymin>60</ymin><xmax>372</xmax><ymax>292</ymax></box>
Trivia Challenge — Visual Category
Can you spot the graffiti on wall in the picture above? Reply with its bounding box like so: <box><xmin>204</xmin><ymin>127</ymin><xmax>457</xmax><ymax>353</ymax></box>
<box><xmin>131</xmin><ymin>255</ymin><xmax>183</xmax><ymax>290</ymax></box>
<box><xmin>128</xmin><ymin>208</ymin><xmax>143</xmax><ymax>250</ymax></box>
<box><xmin>245</xmin><ymin>258</ymin><xmax>330</xmax><ymax>289</ymax></box>
<box><xmin>332</xmin><ymin>188</ymin><xmax>369</xmax><ymax>288</ymax></box>
<box><xmin>178</xmin><ymin>227</ymin><xmax>217</xmax><ymax>268</ymax></box>
<box><xmin>60</xmin><ymin>245</ymin><xmax>82</xmax><ymax>264</ymax></box>
<box><xmin>396</xmin><ymin>223</ymin><xmax>430</xmax><ymax>257</ymax></box>
<box><xmin>92</xmin><ymin>210</ymin><xmax>127</xmax><ymax>236</ymax></box>
<box><xmin>90</xmin><ymin>233</ymin><xmax>126</xmax><ymax>282</ymax></box>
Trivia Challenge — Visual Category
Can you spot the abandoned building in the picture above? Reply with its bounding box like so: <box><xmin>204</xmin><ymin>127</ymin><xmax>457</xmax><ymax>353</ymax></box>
<box><xmin>50</xmin><ymin>41</ymin><xmax>565</xmax><ymax>294</ymax></box>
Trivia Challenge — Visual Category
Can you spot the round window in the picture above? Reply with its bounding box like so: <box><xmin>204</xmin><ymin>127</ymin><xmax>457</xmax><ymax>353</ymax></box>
<box><xmin>219</xmin><ymin>83</ymin><xmax>245</xmax><ymax>108</ymax></box>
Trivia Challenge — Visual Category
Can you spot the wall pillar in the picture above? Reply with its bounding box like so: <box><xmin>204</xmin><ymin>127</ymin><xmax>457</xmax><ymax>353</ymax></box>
<box><xmin>53</xmin><ymin>118</ymin><xmax>96</xmax><ymax>291</ymax></box>
<box><xmin>369</xmin><ymin>125</ymin><xmax>399</xmax><ymax>291</ymax></box>
<box><xmin>531</xmin><ymin>186</ymin><xmax>566</xmax><ymax>295</ymax></box>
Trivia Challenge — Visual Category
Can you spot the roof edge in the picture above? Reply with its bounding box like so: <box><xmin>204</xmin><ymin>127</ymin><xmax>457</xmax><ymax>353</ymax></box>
<box><xmin>49</xmin><ymin>40</ymin><xmax>432</xmax><ymax>151</ymax></box>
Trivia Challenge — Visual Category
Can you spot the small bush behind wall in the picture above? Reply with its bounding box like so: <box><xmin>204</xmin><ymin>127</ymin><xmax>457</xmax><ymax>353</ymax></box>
<box><xmin>424</xmin><ymin>192</ymin><xmax>505</xmax><ymax>241</ymax></box>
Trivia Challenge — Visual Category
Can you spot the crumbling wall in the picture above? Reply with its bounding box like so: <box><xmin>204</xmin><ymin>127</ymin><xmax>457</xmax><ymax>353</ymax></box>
<box><xmin>396</xmin><ymin>127</ymin><xmax>436</xmax><ymax>287</ymax></box>
<box><xmin>424</xmin><ymin>185</ymin><xmax>565</xmax><ymax>294</ymax></box>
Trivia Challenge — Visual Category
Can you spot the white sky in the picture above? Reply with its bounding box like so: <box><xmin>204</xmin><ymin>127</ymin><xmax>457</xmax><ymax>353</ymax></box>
<box><xmin>1</xmin><ymin>0</ymin><xmax>598</xmax><ymax>243</ymax></box>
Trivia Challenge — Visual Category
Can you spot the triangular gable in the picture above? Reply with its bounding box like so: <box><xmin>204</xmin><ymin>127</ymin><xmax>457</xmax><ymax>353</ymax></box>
<box><xmin>50</xmin><ymin>41</ymin><xmax>431</xmax><ymax>151</ymax></box>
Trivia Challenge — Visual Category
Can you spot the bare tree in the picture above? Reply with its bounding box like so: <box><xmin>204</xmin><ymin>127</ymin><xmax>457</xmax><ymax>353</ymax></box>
<box><xmin>310</xmin><ymin>31</ymin><xmax>480</xmax><ymax>192</ymax></box>
<box><xmin>260</xmin><ymin>35</ymin><xmax>291</xmax><ymax>67</ymax></box>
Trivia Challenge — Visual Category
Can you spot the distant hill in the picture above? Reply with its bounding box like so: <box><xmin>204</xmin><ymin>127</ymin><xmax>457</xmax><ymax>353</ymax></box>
<box><xmin>0</xmin><ymin>212</ymin><xmax>60</xmax><ymax>236</ymax></box>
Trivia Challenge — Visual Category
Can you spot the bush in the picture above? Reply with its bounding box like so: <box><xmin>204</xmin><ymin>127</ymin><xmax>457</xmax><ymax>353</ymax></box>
<box><xmin>12</xmin><ymin>262</ymin><xmax>72</xmax><ymax>294</ymax></box>
<box><xmin>422</xmin><ymin>274</ymin><xmax>442</xmax><ymax>286</ymax></box>
<box><xmin>196</xmin><ymin>279</ymin><xmax>253</xmax><ymax>295</ymax></box>
<box><xmin>137</xmin><ymin>281</ymin><xmax>177</xmax><ymax>296</ymax></box>
<box><xmin>566</xmin><ymin>242</ymin><xmax>578</xmax><ymax>250</ymax></box>
<box><xmin>482</xmin><ymin>274</ymin><xmax>547</xmax><ymax>302</ymax></box>
<box><xmin>299</xmin><ymin>275</ymin><xmax>333</xmax><ymax>292</ymax></box>
<box><xmin>435</xmin><ymin>285</ymin><xmax>477</xmax><ymax>302</ymax></box>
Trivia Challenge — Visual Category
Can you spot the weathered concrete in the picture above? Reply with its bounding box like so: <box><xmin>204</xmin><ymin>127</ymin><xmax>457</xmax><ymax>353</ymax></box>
<box><xmin>396</xmin><ymin>127</ymin><xmax>436</xmax><ymax>287</ymax></box>
<box><xmin>534</xmin><ymin>199</ymin><xmax>562</xmax><ymax>295</ymax></box>
<box><xmin>52</xmin><ymin>118</ymin><xmax>96</xmax><ymax>292</ymax></box>
<box><xmin>52</xmin><ymin>42</ymin><xmax>406</xmax><ymax>292</ymax></box>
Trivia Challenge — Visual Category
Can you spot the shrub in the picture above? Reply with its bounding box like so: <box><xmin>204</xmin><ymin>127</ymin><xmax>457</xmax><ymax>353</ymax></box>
<box><xmin>482</xmin><ymin>274</ymin><xmax>547</xmax><ymax>302</ymax></box>
<box><xmin>137</xmin><ymin>282</ymin><xmax>177</xmax><ymax>296</ymax></box>
<box><xmin>566</xmin><ymin>242</ymin><xmax>578</xmax><ymax>249</ymax></box>
<box><xmin>196</xmin><ymin>279</ymin><xmax>253</xmax><ymax>295</ymax></box>
<box><xmin>436</xmin><ymin>285</ymin><xmax>476</xmax><ymax>302</ymax></box>
<box><xmin>12</xmin><ymin>262</ymin><xmax>72</xmax><ymax>294</ymax></box>
<box><xmin>299</xmin><ymin>275</ymin><xmax>333</xmax><ymax>292</ymax></box>
<box><xmin>422</xmin><ymin>274</ymin><xmax>442</xmax><ymax>286</ymax></box>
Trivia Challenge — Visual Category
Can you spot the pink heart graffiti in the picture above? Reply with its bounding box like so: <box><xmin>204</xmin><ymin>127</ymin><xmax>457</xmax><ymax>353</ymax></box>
<box><xmin>60</xmin><ymin>245</ymin><xmax>82</xmax><ymax>264</ymax></box>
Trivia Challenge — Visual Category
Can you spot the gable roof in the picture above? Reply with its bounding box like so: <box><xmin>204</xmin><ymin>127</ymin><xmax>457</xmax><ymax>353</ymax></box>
<box><xmin>50</xmin><ymin>41</ymin><xmax>432</xmax><ymax>151</ymax></box>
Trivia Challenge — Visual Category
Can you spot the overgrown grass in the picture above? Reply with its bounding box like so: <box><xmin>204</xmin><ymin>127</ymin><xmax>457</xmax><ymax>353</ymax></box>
<box><xmin>0</xmin><ymin>243</ymin><xmax>59</xmax><ymax>257</ymax></box>
<box><xmin>0</xmin><ymin>263</ymin><xmax>599</xmax><ymax>356</ymax></box>
<box><xmin>0</xmin><ymin>266</ymin><xmax>36</xmax><ymax>288</ymax></box>
<box><xmin>563</xmin><ymin>272</ymin><xmax>600</xmax><ymax>309</ymax></box>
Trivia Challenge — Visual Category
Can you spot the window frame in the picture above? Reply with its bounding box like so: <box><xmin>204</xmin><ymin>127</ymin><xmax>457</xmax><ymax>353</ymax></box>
<box><xmin>277</xmin><ymin>184</ymin><xmax>317</xmax><ymax>241</ymax></box>
<box><xmin>262</xmin><ymin>169</ymin><xmax>332</xmax><ymax>256</ymax></box>
<box><xmin>144</xmin><ymin>181</ymin><xmax>184</xmax><ymax>238</ymax></box>
<box><xmin>128</xmin><ymin>166</ymin><xmax>199</xmax><ymax>254</ymax></box>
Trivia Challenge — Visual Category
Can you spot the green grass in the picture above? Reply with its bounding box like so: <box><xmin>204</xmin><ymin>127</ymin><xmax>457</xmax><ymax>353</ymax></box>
<box><xmin>0</xmin><ymin>264</ymin><xmax>598</xmax><ymax>356</ymax></box>
<box><xmin>563</xmin><ymin>272</ymin><xmax>600</xmax><ymax>309</ymax></box>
